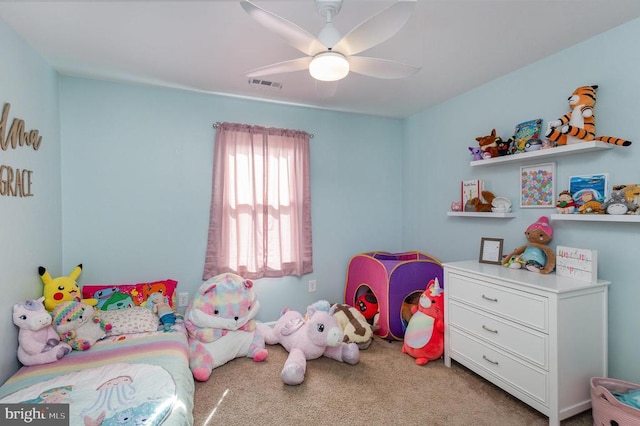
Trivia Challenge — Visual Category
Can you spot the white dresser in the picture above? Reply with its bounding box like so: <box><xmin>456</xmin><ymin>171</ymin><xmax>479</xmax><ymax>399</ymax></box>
<box><xmin>443</xmin><ymin>261</ymin><xmax>609</xmax><ymax>426</ymax></box>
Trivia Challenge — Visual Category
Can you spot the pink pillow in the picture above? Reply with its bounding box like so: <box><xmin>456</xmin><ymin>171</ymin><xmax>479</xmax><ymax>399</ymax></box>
<box><xmin>82</xmin><ymin>279</ymin><xmax>178</xmax><ymax>310</ymax></box>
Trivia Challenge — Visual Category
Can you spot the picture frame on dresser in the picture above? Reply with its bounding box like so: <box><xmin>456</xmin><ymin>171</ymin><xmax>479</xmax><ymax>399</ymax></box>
<box><xmin>479</xmin><ymin>237</ymin><xmax>504</xmax><ymax>264</ymax></box>
<box><xmin>520</xmin><ymin>162</ymin><xmax>556</xmax><ymax>208</ymax></box>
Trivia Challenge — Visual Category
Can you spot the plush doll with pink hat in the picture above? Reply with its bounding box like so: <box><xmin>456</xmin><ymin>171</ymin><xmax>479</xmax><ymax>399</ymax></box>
<box><xmin>502</xmin><ymin>216</ymin><xmax>556</xmax><ymax>274</ymax></box>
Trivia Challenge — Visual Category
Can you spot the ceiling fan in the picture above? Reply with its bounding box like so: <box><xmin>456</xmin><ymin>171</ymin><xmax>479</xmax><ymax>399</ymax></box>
<box><xmin>240</xmin><ymin>0</ymin><xmax>420</xmax><ymax>83</ymax></box>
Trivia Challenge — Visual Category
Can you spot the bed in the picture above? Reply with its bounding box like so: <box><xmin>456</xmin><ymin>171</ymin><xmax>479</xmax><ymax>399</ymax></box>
<box><xmin>0</xmin><ymin>281</ymin><xmax>194</xmax><ymax>426</ymax></box>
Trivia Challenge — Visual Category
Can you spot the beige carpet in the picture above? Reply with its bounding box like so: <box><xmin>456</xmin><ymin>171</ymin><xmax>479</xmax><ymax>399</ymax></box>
<box><xmin>193</xmin><ymin>337</ymin><xmax>592</xmax><ymax>425</ymax></box>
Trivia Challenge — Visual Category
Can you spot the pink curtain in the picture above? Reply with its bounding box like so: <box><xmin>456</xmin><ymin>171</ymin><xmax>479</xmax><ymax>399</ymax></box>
<box><xmin>203</xmin><ymin>122</ymin><xmax>313</xmax><ymax>280</ymax></box>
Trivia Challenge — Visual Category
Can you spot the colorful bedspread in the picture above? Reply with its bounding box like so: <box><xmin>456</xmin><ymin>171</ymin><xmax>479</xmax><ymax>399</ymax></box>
<box><xmin>0</xmin><ymin>322</ymin><xmax>194</xmax><ymax>425</ymax></box>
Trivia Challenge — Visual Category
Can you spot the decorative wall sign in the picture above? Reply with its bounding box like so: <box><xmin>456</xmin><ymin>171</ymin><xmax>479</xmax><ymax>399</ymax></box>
<box><xmin>0</xmin><ymin>102</ymin><xmax>41</xmax><ymax>197</ymax></box>
<box><xmin>520</xmin><ymin>162</ymin><xmax>556</xmax><ymax>208</ymax></box>
<box><xmin>556</xmin><ymin>246</ymin><xmax>598</xmax><ymax>283</ymax></box>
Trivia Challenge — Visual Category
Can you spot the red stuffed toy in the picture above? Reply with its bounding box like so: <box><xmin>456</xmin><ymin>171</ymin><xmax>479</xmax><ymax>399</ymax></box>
<box><xmin>355</xmin><ymin>292</ymin><xmax>378</xmax><ymax>324</ymax></box>
<box><xmin>401</xmin><ymin>278</ymin><xmax>444</xmax><ymax>365</ymax></box>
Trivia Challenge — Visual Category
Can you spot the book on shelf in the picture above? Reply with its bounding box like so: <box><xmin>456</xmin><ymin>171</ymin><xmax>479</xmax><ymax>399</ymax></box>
<box><xmin>461</xmin><ymin>179</ymin><xmax>484</xmax><ymax>210</ymax></box>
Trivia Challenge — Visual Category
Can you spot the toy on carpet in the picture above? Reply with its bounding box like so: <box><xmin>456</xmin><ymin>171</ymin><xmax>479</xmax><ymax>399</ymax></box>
<box><xmin>148</xmin><ymin>292</ymin><xmax>176</xmax><ymax>326</ymax></box>
<box><xmin>402</xmin><ymin>278</ymin><xmax>444</xmax><ymax>366</ymax></box>
<box><xmin>257</xmin><ymin>300</ymin><xmax>360</xmax><ymax>385</ymax></box>
<box><xmin>184</xmin><ymin>273</ymin><xmax>268</xmax><ymax>382</ymax></box>
<box><xmin>332</xmin><ymin>303</ymin><xmax>376</xmax><ymax>350</ymax></box>
<box><xmin>52</xmin><ymin>300</ymin><xmax>112</xmax><ymax>351</ymax></box>
<box><xmin>465</xmin><ymin>190</ymin><xmax>495</xmax><ymax>213</ymax></box>
<box><xmin>39</xmin><ymin>264</ymin><xmax>98</xmax><ymax>312</ymax></box>
<box><xmin>545</xmin><ymin>85</ymin><xmax>632</xmax><ymax>146</ymax></box>
<box><xmin>502</xmin><ymin>216</ymin><xmax>555</xmax><ymax>274</ymax></box>
<box><xmin>355</xmin><ymin>292</ymin><xmax>378</xmax><ymax>324</ymax></box>
<box><xmin>556</xmin><ymin>190</ymin><xmax>577</xmax><ymax>214</ymax></box>
<box><xmin>13</xmin><ymin>297</ymin><xmax>71</xmax><ymax>366</ymax></box>
<box><xmin>475</xmin><ymin>129</ymin><xmax>501</xmax><ymax>158</ymax></box>
<box><xmin>400</xmin><ymin>292</ymin><xmax>421</xmax><ymax>328</ymax></box>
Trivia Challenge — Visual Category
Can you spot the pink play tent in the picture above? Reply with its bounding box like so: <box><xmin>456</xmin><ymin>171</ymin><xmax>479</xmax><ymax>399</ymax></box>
<box><xmin>344</xmin><ymin>251</ymin><xmax>443</xmax><ymax>341</ymax></box>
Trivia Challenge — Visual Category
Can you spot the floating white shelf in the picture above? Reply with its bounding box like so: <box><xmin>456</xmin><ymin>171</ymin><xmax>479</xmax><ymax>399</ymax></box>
<box><xmin>469</xmin><ymin>141</ymin><xmax>614</xmax><ymax>167</ymax></box>
<box><xmin>550</xmin><ymin>214</ymin><xmax>640</xmax><ymax>223</ymax></box>
<box><xmin>447</xmin><ymin>212</ymin><xmax>515</xmax><ymax>218</ymax></box>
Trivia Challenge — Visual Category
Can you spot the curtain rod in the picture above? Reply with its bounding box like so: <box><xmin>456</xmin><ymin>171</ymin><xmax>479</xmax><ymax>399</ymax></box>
<box><xmin>212</xmin><ymin>122</ymin><xmax>314</xmax><ymax>138</ymax></box>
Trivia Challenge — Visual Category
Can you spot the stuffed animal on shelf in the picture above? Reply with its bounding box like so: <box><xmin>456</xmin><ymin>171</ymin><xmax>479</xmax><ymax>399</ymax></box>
<box><xmin>148</xmin><ymin>292</ymin><xmax>176</xmax><ymax>326</ymax></box>
<box><xmin>52</xmin><ymin>300</ymin><xmax>112</xmax><ymax>351</ymax></box>
<box><xmin>184</xmin><ymin>273</ymin><xmax>268</xmax><ymax>382</ymax></box>
<box><xmin>402</xmin><ymin>278</ymin><xmax>444</xmax><ymax>366</ymax></box>
<box><xmin>332</xmin><ymin>303</ymin><xmax>376</xmax><ymax>350</ymax></box>
<box><xmin>601</xmin><ymin>189</ymin><xmax>638</xmax><ymax>215</ymax></box>
<box><xmin>475</xmin><ymin>129</ymin><xmax>501</xmax><ymax>158</ymax></box>
<box><xmin>502</xmin><ymin>216</ymin><xmax>556</xmax><ymax>274</ymax></box>
<box><xmin>556</xmin><ymin>190</ymin><xmax>577</xmax><ymax>214</ymax></box>
<box><xmin>257</xmin><ymin>300</ymin><xmax>360</xmax><ymax>385</ymax></box>
<box><xmin>465</xmin><ymin>190</ymin><xmax>495</xmax><ymax>212</ymax></box>
<box><xmin>576</xmin><ymin>189</ymin><xmax>604</xmax><ymax>214</ymax></box>
<box><xmin>468</xmin><ymin>146</ymin><xmax>483</xmax><ymax>161</ymax></box>
<box><xmin>39</xmin><ymin>264</ymin><xmax>98</xmax><ymax>312</ymax></box>
<box><xmin>545</xmin><ymin>85</ymin><xmax>632</xmax><ymax>146</ymax></box>
<box><xmin>13</xmin><ymin>297</ymin><xmax>71</xmax><ymax>366</ymax></box>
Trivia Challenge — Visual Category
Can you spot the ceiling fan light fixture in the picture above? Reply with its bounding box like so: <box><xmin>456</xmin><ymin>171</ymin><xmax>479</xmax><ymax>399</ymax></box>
<box><xmin>309</xmin><ymin>52</ymin><xmax>349</xmax><ymax>82</ymax></box>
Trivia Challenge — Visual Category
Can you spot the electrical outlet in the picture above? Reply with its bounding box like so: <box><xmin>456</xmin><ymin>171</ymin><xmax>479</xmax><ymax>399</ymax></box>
<box><xmin>178</xmin><ymin>292</ymin><xmax>190</xmax><ymax>307</ymax></box>
<box><xmin>308</xmin><ymin>280</ymin><xmax>317</xmax><ymax>293</ymax></box>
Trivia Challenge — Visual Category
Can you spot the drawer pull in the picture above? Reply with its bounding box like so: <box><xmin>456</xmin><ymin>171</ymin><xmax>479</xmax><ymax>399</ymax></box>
<box><xmin>482</xmin><ymin>325</ymin><xmax>498</xmax><ymax>334</ymax></box>
<box><xmin>482</xmin><ymin>355</ymin><xmax>499</xmax><ymax>365</ymax></box>
<box><xmin>481</xmin><ymin>294</ymin><xmax>498</xmax><ymax>302</ymax></box>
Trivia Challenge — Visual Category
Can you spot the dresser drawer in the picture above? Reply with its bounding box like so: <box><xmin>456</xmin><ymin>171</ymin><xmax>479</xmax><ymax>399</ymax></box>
<box><xmin>449</xmin><ymin>301</ymin><xmax>548</xmax><ymax>369</ymax></box>
<box><xmin>450</xmin><ymin>328</ymin><xmax>548</xmax><ymax>406</ymax></box>
<box><xmin>448</xmin><ymin>273</ymin><xmax>548</xmax><ymax>332</ymax></box>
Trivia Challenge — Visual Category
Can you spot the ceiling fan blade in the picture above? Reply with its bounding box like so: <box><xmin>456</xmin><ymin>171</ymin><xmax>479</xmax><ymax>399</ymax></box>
<box><xmin>315</xmin><ymin>80</ymin><xmax>339</xmax><ymax>98</ymax></box>
<box><xmin>348</xmin><ymin>56</ymin><xmax>420</xmax><ymax>79</ymax></box>
<box><xmin>244</xmin><ymin>57</ymin><xmax>313</xmax><ymax>78</ymax></box>
<box><xmin>332</xmin><ymin>0</ymin><xmax>416</xmax><ymax>56</ymax></box>
<box><xmin>240</xmin><ymin>0</ymin><xmax>327</xmax><ymax>56</ymax></box>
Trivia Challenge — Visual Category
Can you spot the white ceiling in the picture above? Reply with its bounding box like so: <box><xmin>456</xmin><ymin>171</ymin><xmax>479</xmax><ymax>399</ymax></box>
<box><xmin>2</xmin><ymin>0</ymin><xmax>640</xmax><ymax>119</ymax></box>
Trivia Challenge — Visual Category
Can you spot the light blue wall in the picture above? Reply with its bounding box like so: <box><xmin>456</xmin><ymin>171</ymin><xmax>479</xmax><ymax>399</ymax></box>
<box><xmin>59</xmin><ymin>77</ymin><xmax>404</xmax><ymax>322</ymax></box>
<box><xmin>404</xmin><ymin>18</ymin><xmax>640</xmax><ymax>383</ymax></box>
<box><xmin>3</xmin><ymin>11</ymin><xmax>640</xmax><ymax>388</ymax></box>
<box><xmin>0</xmin><ymin>19</ymin><xmax>61</xmax><ymax>383</ymax></box>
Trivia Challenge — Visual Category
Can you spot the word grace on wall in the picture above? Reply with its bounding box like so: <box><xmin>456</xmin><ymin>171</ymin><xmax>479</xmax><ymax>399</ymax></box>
<box><xmin>0</xmin><ymin>102</ymin><xmax>41</xmax><ymax>197</ymax></box>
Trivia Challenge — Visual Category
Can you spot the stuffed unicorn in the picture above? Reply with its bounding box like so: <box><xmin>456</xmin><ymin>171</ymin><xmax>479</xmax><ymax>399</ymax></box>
<box><xmin>13</xmin><ymin>297</ymin><xmax>71</xmax><ymax>366</ymax></box>
<box><xmin>184</xmin><ymin>273</ymin><xmax>268</xmax><ymax>382</ymax></box>
<box><xmin>258</xmin><ymin>300</ymin><xmax>360</xmax><ymax>385</ymax></box>
<box><xmin>402</xmin><ymin>278</ymin><xmax>445</xmax><ymax>365</ymax></box>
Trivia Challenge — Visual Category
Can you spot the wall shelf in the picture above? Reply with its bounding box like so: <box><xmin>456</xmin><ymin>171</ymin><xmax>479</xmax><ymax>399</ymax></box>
<box><xmin>469</xmin><ymin>141</ymin><xmax>614</xmax><ymax>167</ymax></box>
<box><xmin>447</xmin><ymin>212</ymin><xmax>515</xmax><ymax>218</ymax></box>
<box><xmin>550</xmin><ymin>214</ymin><xmax>640</xmax><ymax>223</ymax></box>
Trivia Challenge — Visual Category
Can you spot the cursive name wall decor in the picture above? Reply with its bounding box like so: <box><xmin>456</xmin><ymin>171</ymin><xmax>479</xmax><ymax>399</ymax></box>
<box><xmin>0</xmin><ymin>102</ymin><xmax>41</xmax><ymax>197</ymax></box>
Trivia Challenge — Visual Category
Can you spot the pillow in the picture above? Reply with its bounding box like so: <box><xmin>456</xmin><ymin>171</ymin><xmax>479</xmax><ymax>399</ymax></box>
<box><xmin>99</xmin><ymin>307</ymin><xmax>159</xmax><ymax>335</ymax></box>
<box><xmin>82</xmin><ymin>279</ymin><xmax>178</xmax><ymax>310</ymax></box>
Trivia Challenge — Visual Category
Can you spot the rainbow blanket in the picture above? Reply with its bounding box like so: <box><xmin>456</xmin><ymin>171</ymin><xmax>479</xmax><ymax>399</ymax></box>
<box><xmin>0</xmin><ymin>323</ymin><xmax>193</xmax><ymax>425</ymax></box>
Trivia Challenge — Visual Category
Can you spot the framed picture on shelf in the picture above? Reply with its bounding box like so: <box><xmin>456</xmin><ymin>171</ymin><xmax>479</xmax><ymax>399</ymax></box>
<box><xmin>479</xmin><ymin>237</ymin><xmax>504</xmax><ymax>265</ymax></box>
<box><xmin>569</xmin><ymin>173</ymin><xmax>609</xmax><ymax>209</ymax></box>
<box><xmin>520</xmin><ymin>162</ymin><xmax>556</xmax><ymax>208</ymax></box>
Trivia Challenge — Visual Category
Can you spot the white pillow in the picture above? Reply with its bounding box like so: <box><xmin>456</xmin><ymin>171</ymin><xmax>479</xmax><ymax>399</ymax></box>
<box><xmin>99</xmin><ymin>307</ymin><xmax>159</xmax><ymax>335</ymax></box>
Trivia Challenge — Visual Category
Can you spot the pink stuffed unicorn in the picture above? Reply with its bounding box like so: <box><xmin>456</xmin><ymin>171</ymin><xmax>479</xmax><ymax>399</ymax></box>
<box><xmin>13</xmin><ymin>297</ymin><xmax>71</xmax><ymax>366</ymax></box>
<box><xmin>401</xmin><ymin>278</ymin><xmax>444</xmax><ymax>365</ymax></box>
<box><xmin>258</xmin><ymin>300</ymin><xmax>360</xmax><ymax>385</ymax></box>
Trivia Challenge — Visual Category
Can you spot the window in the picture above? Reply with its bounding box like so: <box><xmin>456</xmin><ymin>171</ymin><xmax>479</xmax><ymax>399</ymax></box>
<box><xmin>203</xmin><ymin>122</ymin><xmax>312</xmax><ymax>280</ymax></box>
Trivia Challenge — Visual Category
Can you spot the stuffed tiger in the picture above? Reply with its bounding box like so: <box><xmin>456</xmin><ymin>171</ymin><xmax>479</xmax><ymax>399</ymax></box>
<box><xmin>545</xmin><ymin>85</ymin><xmax>631</xmax><ymax>146</ymax></box>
